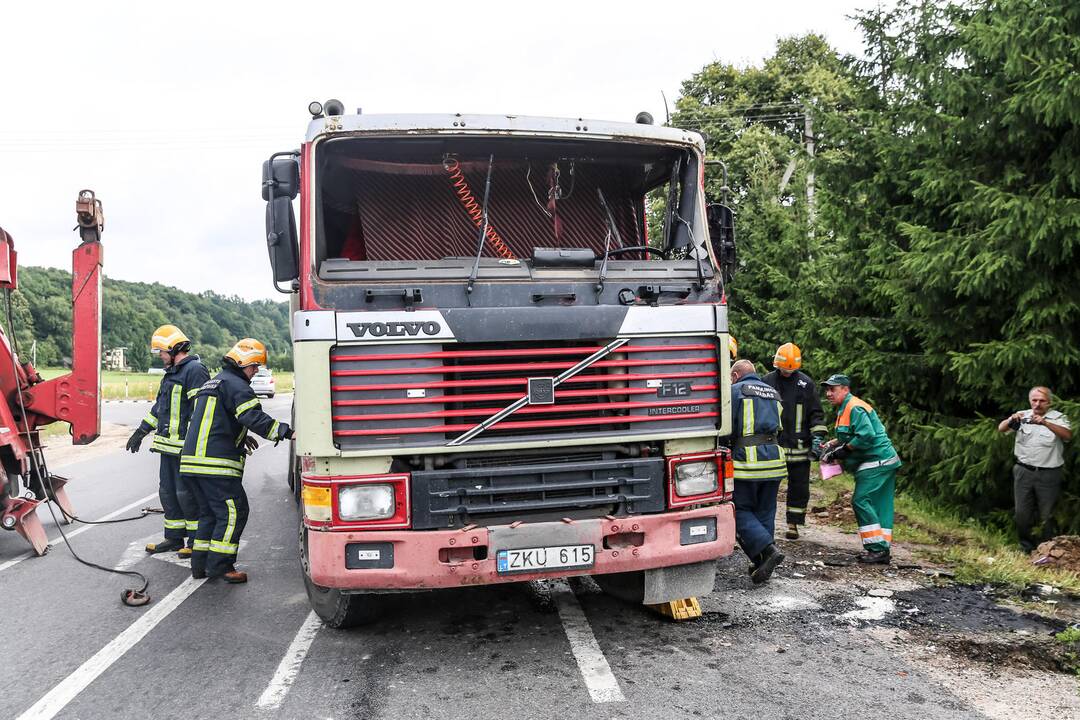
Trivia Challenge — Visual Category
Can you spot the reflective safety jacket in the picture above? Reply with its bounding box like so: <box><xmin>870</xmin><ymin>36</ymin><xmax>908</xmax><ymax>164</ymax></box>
<box><xmin>180</xmin><ymin>364</ymin><xmax>289</xmax><ymax>479</ymax></box>
<box><xmin>762</xmin><ymin>369</ymin><xmax>828</xmax><ymax>463</ymax></box>
<box><xmin>833</xmin><ymin>394</ymin><xmax>901</xmax><ymax>475</ymax></box>
<box><xmin>138</xmin><ymin>355</ymin><xmax>210</xmax><ymax>456</ymax></box>
<box><xmin>729</xmin><ymin>372</ymin><xmax>788</xmax><ymax>482</ymax></box>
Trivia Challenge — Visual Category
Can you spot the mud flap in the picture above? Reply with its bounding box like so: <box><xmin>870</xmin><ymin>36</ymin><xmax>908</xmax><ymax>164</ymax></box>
<box><xmin>595</xmin><ymin>560</ymin><xmax>717</xmax><ymax>605</ymax></box>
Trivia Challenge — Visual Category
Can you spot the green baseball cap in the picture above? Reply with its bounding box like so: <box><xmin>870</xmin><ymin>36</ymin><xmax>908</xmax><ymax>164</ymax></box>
<box><xmin>820</xmin><ymin>373</ymin><xmax>851</xmax><ymax>387</ymax></box>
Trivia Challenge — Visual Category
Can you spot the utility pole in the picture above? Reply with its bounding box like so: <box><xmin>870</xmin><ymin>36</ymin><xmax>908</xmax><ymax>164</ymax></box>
<box><xmin>804</xmin><ymin>108</ymin><xmax>815</xmax><ymax>239</ymax></box>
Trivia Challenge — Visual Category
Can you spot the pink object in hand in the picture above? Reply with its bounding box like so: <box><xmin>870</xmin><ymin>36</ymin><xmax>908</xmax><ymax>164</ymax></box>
<box><xmin>819</xmin><ymin>462</ymin><xmax>844</xmax><ymax>480</ymax></box>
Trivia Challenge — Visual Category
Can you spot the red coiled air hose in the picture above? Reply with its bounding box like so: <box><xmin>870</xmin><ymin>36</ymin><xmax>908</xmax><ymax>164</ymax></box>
<box><xmin>443</xmin><ymin>157</ymin><xmax>516</xmax><ymax>260</ymax></box>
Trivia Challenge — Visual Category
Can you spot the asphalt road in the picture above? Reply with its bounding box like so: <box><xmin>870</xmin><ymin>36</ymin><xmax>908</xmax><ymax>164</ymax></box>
<box><xmin>0</xmin><ymin>397</ymin><xmax>1014</xmax><ymax>719</ymax></box>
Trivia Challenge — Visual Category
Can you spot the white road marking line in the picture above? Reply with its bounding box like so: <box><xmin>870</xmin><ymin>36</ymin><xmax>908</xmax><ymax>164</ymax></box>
<box><xmin>115</xmin><ymin>534</ymin><xmax>161</xmax><ymax>571</ymax></box>
<box><xmin>0</xmin><ymin>492</ymin><xmax>158</xmax><ymax>574</ymax></box>
<box><xmin>552</xmin><ymin>580</ymin><xmax>625</xmax><ymax>703</ymax></box>
<box><xmin>15</xmin><ymin>575</ymin><xmax>207</xmax><ymax>720</ymax></box>
<box><xmin>148</xmin><ymin>539</ymin><xmax>248</xmax><ymax>568</ymax></box>
<box><xmin>255</xmin><ymin>610</ymin><xmax>323</xmax><ymax>710</ymax></box>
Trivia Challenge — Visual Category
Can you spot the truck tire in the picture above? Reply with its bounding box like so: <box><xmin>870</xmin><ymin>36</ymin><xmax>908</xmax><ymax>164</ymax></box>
<box><xmin>298</xmin><ymin>516</ymin><xmax>382</xmax><ymax>628</ymax></box>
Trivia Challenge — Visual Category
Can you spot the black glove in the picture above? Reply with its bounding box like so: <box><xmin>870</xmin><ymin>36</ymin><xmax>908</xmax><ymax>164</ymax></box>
<box><xmin>126</xmin><ymin>429</ymin><xmax>148</xmax><ymax>453</ymax></box>
<box><xmin>243</xmin><ymin>435</ymin><xmax>259</xmax><ymax>455</ymax></box>
<box><xmin>274</xmin><ymin>423</ymin><xmax>293</xmax><ymax>445</ymax></box>
<box><xmin>820</xmin><ymin>444</ymin><xmax>851</xmax><ymax>464</ymax></box>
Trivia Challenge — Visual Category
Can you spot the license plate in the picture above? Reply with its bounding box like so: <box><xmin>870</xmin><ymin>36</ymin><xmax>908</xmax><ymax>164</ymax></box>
<box><xmin>496</xmin><ymin>544</ymin><xmax>595</xmax><ymax>574</ymax></box>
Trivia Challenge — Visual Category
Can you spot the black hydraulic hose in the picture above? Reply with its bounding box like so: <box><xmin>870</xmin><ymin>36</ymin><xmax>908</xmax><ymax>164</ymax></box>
<box><xmin>4</xmin><ymin>288</ymin><xmax>151</xmax><ymax>605</ymax></box>
<box><xmin>41</xmin><ymin>472</ymin><xmax>151</xmax><ymax>598</ymax></box>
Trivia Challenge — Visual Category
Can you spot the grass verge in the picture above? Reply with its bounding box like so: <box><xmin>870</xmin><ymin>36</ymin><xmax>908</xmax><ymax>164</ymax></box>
<box><xmin>814</xmin><ymin>471</ymin><xmax>1080</xmax><ymax>595</ymax></box>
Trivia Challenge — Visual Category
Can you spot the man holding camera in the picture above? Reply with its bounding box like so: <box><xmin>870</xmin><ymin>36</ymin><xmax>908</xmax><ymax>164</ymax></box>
<box><xmin>998</xmin><ymin>386</ymin><xmax>1072</xmax><ymax>552</ymax></box>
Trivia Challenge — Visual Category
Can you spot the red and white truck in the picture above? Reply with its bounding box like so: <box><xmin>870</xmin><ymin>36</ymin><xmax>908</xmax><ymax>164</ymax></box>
<box><xmin>263</xmin><ymin>103</ymin><xmax>739</xmax><ymax>626</ymax></box>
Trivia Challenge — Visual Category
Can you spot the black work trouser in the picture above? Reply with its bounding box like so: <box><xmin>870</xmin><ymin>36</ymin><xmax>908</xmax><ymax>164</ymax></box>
<box><xmin>158</xmin><ymin>454</ymin><xmax>198</xmax><ymax>543</ymax></box>
<box><xmin>1013</xmin><ymin>463</ymin><xmax>1063</xmax><ymax>552</ymax></box>
<box><xmin>184</xmin><ymin>473</ymin><xmax>249</xmax><ymax>577</ymax></box>
<box><xmin>785</xmin><ymin>460</ymin><xmax>811</xmax><ymax>526</ymax></box>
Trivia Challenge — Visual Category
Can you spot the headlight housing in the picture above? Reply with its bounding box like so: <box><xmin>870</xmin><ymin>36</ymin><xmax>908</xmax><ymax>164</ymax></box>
<box><xmin>674</xmin><ymin>461</ymin><xmax>719</xmax><ymax>497</ymax></box>
<box><xmin>338</xmin><ymin>484</ymin><xmax>395</xmax><ymax>521</ymax></box>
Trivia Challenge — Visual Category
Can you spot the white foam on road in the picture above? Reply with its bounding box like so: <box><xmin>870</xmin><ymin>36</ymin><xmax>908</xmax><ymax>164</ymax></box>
<box><xmin>15</xmin><ymin>575</ymin><xmax>206</xmax><ymax>720</ymax></box>
<box><xmin>255</xmin><ymin>610</ymin><xmax>323</xmax><ymax>710</ymax></box>
<box><xmin>552</xmin><ymin>581</ymin><xmax>625</xmax><ymax>703</ymax></box>
<box><xmin>0</xmin><ymin>492</ymin><xmax>158</xmax><ymax>574</ymax></box>
<box><xmin>842</xmin><ymin>596</ymin><xmax>896</xmax><ymax>620</ymax></box>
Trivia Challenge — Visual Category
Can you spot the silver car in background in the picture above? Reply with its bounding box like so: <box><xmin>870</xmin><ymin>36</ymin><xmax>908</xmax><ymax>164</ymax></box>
<box><xmin>251</xmin><ymin>367</ymin><xmax>275</xmax><ymax>398</ymax></box>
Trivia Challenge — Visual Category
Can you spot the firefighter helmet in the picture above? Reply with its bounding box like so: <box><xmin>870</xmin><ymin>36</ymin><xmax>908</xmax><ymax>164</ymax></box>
<box><xmin>224</xmin><ymin>338</ymin><xmax>268</xmax><ymax>368</ymax></box>
<box><xmin>728</xmin><ymin>336</ymin><xmax>738</xmax><ymax>359</ymax></box>
<box><xmin>151</xmin><ymin>325</ymin><xmax>190</xmax><ymax>354</ymax></box>
<box><xmin>773</xmin><ymin>342</ymin><xmax>802</xmax><ymax>372</ymax></box>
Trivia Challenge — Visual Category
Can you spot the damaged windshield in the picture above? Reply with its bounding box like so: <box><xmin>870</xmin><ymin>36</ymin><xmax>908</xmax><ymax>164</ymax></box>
<box><xmin>314</xmin><ymin>136</ymin><xmax>704</xmax><ymax>270</ymax></box>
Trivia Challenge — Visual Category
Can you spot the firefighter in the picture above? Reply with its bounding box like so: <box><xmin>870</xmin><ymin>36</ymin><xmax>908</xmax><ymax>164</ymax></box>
<box><xmin>730</xmin><ymin>358</ymin><xmax>788</xmax><ymax>584</ymax></box>
<box><xmin>126</xmin><ymin>325</ymin><xmax>210</xmax><ymax>556</ymax></box>
<box><xmin>763</xmin><ymin>343</ymin><xmax>827</xmax><ymax>540</ymax></box>
<box><xmin>181</xmin><ymin>338</ymin><xmax>291</xmax><ymax>583</ymax></box>
<box><xmin>819</xmin><ymin>374</ymin><xmax>901</xmax><ymax>564</ymax></box>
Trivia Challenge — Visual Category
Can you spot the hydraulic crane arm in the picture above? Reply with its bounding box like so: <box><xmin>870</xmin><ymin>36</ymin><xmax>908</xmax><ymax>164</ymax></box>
<box><xmin>21</xmin><ymin>191</ymin><xmax>103</xmax><ymax>444</ymax></box>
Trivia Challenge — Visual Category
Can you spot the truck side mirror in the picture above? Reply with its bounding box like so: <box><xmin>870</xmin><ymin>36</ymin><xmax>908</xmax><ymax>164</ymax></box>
<box><xmin>265</xmin><ymin>197</ymin><xmax>299</xmax><ymax>288</ymax></box>
<box><xmin>262</xmin><ymin>155</ymin><xmax>300</xmax><ymax>292</ymax></box>
<box><xmin>706</xmin><ymin>203</ymin><xmax>737</xmax><ymax>284</ymax></box>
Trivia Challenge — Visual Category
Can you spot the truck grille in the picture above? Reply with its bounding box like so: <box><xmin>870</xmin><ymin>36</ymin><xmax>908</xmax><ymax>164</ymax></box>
<box><xmin>410</xmin><ymin>457</ymin><xmax>666</xmax><ymax>529</ymax></box>
<box><xmin>330</xmin><ymin>337</ymin><xmax>720</xmax><ymax>450</ymax></box>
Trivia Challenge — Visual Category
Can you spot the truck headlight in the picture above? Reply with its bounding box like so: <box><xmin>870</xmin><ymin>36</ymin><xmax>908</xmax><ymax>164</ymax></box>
<box><xmin>674</xmin><ymin>461</ymin><xmax>718</xmax><ymax>497</ymax></box>
<box><xmin>338</xmin><ymin>484</ymin><xmax>395</xmax><ymax>521</ymax></box>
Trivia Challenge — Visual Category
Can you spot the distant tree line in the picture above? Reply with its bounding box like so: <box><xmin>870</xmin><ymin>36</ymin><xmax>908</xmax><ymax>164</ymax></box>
<box><xmin>674</xmin><ymin>0</ymin><xmax>1078</xmax><ymax>531</ymax></box>
<box><xmin>2</xmin><ymin>266</ymin><xmax>292</xmax><ymax>372</ymax></box>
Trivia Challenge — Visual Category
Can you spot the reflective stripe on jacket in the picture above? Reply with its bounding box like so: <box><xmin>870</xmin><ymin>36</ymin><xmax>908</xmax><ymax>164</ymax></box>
<box><xmin>730</xmin><ymin>373</ymin><xmax>788</xmax><ymax>482</ymax></box>
<box><xmin>834</xmin><ymin>394</ymin><xmax>901</xmax><ymax>474</ymax></box>
<box><xmin>180</xmin><ymin>364</ymin><xmax>289</xmax><ymax>478</ymax></box>
<box><xmin>138</xmin><ymin>355</ymin><xmax>210</xmax><ymax>456</ymax></box>
<box><xmin>762</xmin><ymin>369</ymin><xmax>827</xmax><ymax>462</ymax></box>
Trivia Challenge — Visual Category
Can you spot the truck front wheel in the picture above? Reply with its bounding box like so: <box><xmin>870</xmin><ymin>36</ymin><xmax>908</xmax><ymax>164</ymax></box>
<box><xmin>299</xmin><ymin>517</ymin><xmax>382</xmax><ymax>628</ymax></box>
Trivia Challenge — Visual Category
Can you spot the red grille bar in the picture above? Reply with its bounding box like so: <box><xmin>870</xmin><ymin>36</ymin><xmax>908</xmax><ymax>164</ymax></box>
<box><xmin>332</xmin><ymin>343</ymin><xmax>715</xmax><ymax>362</ymax></box>
<box><xmin>332</xmin><ymin>370</ymin><xmax>717</xmax><ymax>393</ymax></box>
<box><xmin>334</xmin><ymin>411</ymin><xmax>720</xmax><ymax>437</ymax></box>
<box><xmin>331</xmin><ymin>383</ymin><xmax>720</xmax><ymax>407</ymax></box>
<box><xmin>334</xmin><ymin>397</ymin><xmax>715</xmax><ymax>422</ymax></box>
<box><xmin>330</xmin><ymin>355</ymin><xmax>714</xmax><ymax>377</ymax></box>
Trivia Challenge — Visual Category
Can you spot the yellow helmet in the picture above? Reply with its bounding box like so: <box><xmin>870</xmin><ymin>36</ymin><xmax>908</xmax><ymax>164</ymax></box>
<box><xmin>728</xmin><ymin>336</ymin><xmax>738</xmax><ymax>359</ymax></box>
<box><xmin>151</xmin><ymin>325</ymin><xmax>190</xmax><ymax>354</ymax></box>
<box><xmin>773</xmin><ymin>342</ymin><xmax>802</xmax><ymax>372</ymax></box>
<box><xmin>225</xmin><ymin>338</ymin><xmax>268</xmax><ymax>368</ymax></box>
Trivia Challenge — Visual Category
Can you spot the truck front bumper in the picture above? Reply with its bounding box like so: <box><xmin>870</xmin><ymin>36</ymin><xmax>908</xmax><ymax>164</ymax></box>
<box><xmin>306</xmin><ymin>504</ymin><xmax>735</xmax><ymax>590</ymax></box>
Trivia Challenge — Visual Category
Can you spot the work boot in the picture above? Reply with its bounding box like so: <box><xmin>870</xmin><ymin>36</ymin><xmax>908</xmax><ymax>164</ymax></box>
<box><xmin>191</xmin><ymin>567</ymin><xmax>207</xmax><ymax>580</ymax></box>
<box><xmin>785</xmin><ymin>524</ymin><xmax>799</xmax><ymax>540</ymax></box>
<box><xmin>145</xmin><ymin>538</ymin><xmax>183</xmax><ymax>554</ymax></box>
<box><xmin>751</xmin><ymin>545</ymin><xmax>785</xmax><ymax>585</ymax></box>
<box><xmin>223</xmin><ymin>569</ymin><xmax>248</xmax><ymax>584</ymax></box>
<box><xmin>177</xmin><ymin>546</ymin><xmax>192</xmax><ymax>559</ymax></box>
<box><xmin>857</xmin><ymin>549</ymin><xmax>891</xmax><ymax>565</ymax></box>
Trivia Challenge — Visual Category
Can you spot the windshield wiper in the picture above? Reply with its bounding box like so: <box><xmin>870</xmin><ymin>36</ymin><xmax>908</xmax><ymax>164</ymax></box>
<box><xmin>594</xmin><ymin>187</ymin><xmax>622</xmax><ymax>299</ymax></box>
<box><xmin>466</xmin><ymin>154</ymin><xmax>496</xmax><ymax>303</ymax></box>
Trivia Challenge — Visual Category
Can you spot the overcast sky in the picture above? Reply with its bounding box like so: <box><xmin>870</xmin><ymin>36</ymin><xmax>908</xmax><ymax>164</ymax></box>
<box><xmin>0</xmin><ymin>0</ymin><xmax>869</xmax><ymax>301</ymax></box>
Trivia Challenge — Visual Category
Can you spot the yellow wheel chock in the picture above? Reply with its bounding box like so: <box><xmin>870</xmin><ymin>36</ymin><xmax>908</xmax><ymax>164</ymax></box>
<box><xmin>646</xmin><ymin>597</ymin><xmax>702</xmax><ymax>621</ymax></box>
